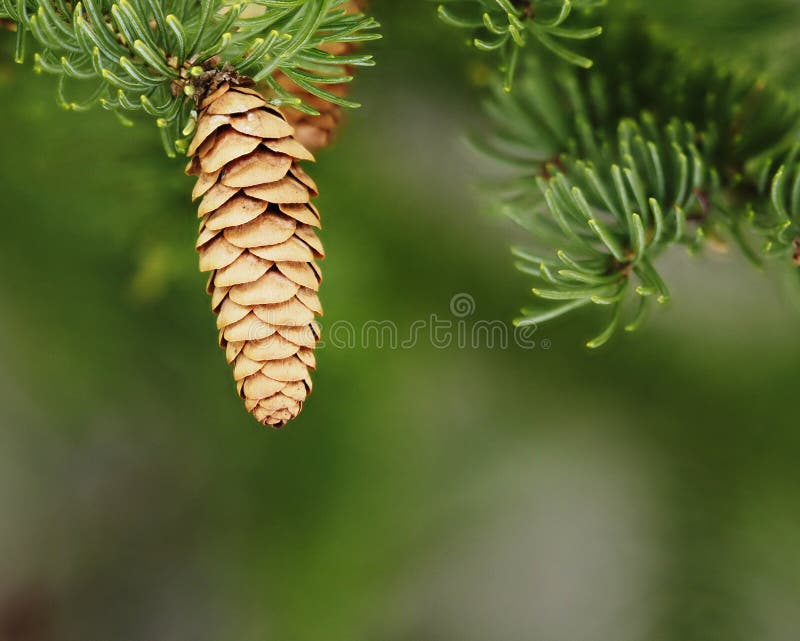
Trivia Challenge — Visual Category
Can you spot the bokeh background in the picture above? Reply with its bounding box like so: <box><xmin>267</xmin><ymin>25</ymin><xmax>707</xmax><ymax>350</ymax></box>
<box><xmin>2</xmin><ymin>1</ymin><xmax>800</xmax><ymax>640</ymax></box>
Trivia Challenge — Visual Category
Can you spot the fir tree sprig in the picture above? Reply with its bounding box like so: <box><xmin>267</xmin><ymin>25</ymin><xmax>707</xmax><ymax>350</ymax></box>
<box><xmin>478</xmin><ymin>18</ymin><xmax>800</xmax><ymax>346</ymax></box>
<box><xmin>746</xmin><ymin>142</ymin><xmax>800</xmax><ymax>263</ymax></box>
<box><xmin>0</xmin><ymin>0</ymin><xmax>380</xmax><ymax>156</ymax></box>
<box><xmin>434</xmin><ymin>0</ymin><xmax>604</xmax><ymax>90</ymax></box>
<box><xmin>509</xmin><ymin>116</ymin><xmax>719</xmax><ymax>347</ymax></box>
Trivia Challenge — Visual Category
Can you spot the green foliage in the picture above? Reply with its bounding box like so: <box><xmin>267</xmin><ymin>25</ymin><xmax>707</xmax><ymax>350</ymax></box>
<box><xmin>0</xmin><ymin>0</ymin><xmax>380</xmax><ymax>155</ymax></box>
<box><xmin>748</xmin><ymin>142</ymin><xmax>800</xmax><ymax>262</ymax></box>
<box><xmin>477</xmin><ymin>17</ymin><xmax>800</xmax><ymax>346</ymax></box>
<box><xmin>510</xmin><ymin>117</ymin><xmax>715</xmax><ymax>346</ymax></box>
<box><xmin>434</xmin><ymin>0</ymin><xmax>603</xmax><ymax>90</ymax></box>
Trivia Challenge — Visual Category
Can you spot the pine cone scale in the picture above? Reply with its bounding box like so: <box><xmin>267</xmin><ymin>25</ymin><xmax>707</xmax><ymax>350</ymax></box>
<box><xmin>245</xmin><ymin>177</ymin><xmax>310</xmax><ymax>203</ymax></box>
<box><xmin>229</xmin><ymin>113</ymin><xmax>294</xmax><ymax>139</ymax></box>
<box><xmin>198</xmin><ymin>183</ymin><xmax>239</xmax><ymax>215</ymax></box>
<box><xmin>189</xmin><ymin>83</ymin><xmax>324</xmax><ymax>428</ymax></box>
<box><xmin>221</xmin><ymin>151</ymin><xmax>293</xmax><ymax>188</ymax></box>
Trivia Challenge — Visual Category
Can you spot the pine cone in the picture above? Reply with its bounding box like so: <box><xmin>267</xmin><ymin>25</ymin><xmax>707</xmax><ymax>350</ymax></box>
<box><xmin>277</xmin><ymin>75</ymin><xmax>349</xmax><ymax>152</ymax></box>
<box><xmin>279</xmin><ymin>0</ymin><xmax>366</xmax><ymax>151</ymax></box>
<box><xmin>186</xmin><ymin>83</ymin><xmax>323</xmax><ymax>428</ymax></box>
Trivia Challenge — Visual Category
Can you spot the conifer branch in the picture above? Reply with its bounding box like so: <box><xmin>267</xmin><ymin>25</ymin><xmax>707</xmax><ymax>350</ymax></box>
<box><xmin>0</xmin><ymin>0</ymin><xmax>380</xmax><ymax>156</ymax></box>
<box><xmin>476</xmin><ymin>16</ymin><xmax>800</xmax><ymax>345</ymax></box>
<box><xmin>434</xmin><ymin>0</ymin><xmax>604</xmax><ymax>90</ymax></box>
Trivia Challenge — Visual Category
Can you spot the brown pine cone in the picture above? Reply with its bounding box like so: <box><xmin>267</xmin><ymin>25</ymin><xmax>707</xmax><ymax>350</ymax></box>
<box><xmin>186</xmin><ymin>83</ymin><xmax>323</xmax><ymax>428</ymax></box>
<box><xmin>279</xmin><ymin>0</ymin><xmax>366</xmax><ymax>151</ymax></box>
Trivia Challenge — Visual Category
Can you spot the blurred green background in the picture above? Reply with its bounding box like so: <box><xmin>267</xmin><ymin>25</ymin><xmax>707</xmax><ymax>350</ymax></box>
<box><xmin>1</xmin><ymin>2</ymin><xmax>800</xmax><ymax>640</ymax></box>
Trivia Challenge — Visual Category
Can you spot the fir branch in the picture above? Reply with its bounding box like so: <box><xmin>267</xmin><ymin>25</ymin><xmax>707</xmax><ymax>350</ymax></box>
<box><xmin>511</xmin><ymin>117</ymin><xmax>718</xmax><ymax>346</ymax></box>
<box><xmin>480</xmin><ymin>18</ymin><xmax>800</xmax><ymax>346</ymax></box>
<box><xmin>0</xmin><ymin>0</ymin><xmax>380</xmax><ymax>156</ymax></box>
<box><xmin>434</xmin><ymin>0</ymin><xmax>604</xmax><ymax>90</ymax></box>
<box><xmin>744</xmin><ymin>141</ymin><xmax>800</xmax><ymax>261</ymax></box>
